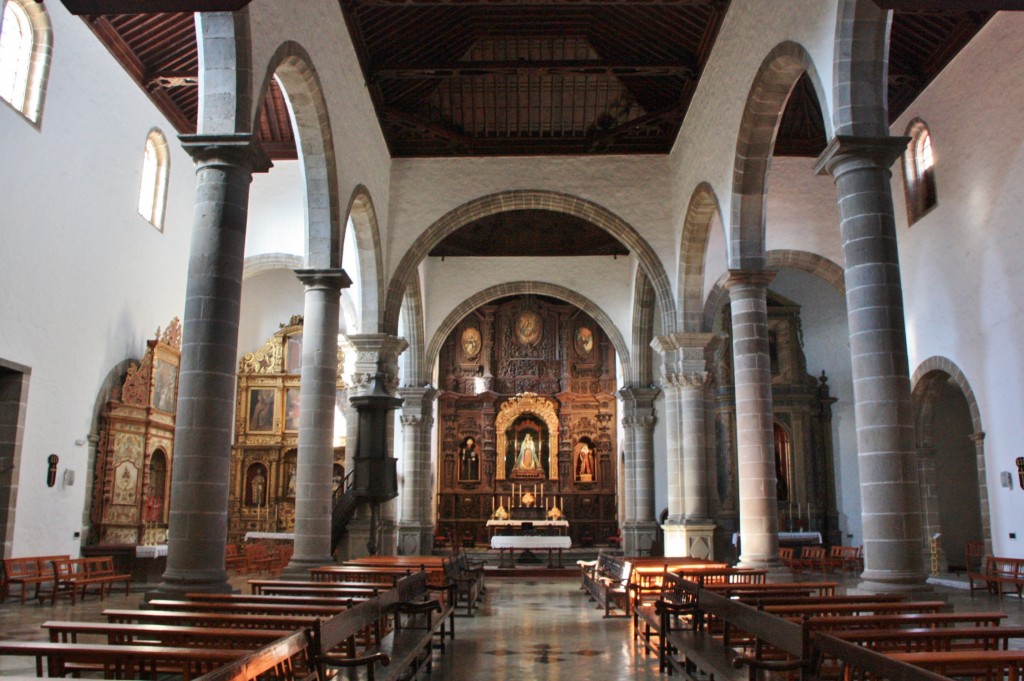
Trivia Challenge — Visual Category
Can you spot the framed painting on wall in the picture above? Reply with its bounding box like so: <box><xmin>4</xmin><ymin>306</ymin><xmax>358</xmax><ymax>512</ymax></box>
<box><xmin>248</xmin><ymin>388</ymin><xmax>277</xmax><ymax>433</ymax></box>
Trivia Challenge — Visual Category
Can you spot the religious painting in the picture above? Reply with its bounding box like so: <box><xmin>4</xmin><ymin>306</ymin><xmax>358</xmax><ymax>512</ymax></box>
<box><xmin>285</xmin><ymin>334</ymin><xmax>302</xmax><ymax>374</ymax></box>
<box><xmin>514</xmin><ymin>310</ymin><xmax>542</xmax><ymax>347</ymax></box>
<box><xmin>152</xmin><ymin>356</ymin><xmax>178</xmax><ymax>414</ymax></box>
<box><xmin>461</xmin><ymin>327</ymin><xmax>481</xmax><ymax>359</ymax></box>
<box><xmin>284</xmin><ymin>387</ymin><xmax>301</xmax><ymax>432</ymax></box>
<box><xmin>574</xmin><ymin>326</ymin><xmax>594</xmax><ymax>357</ymax></box>
<box><xmin>458</xmin><ymin>436</ymin><xmax>480</xmax><ymax>482</ymax></box>
<box><xmin>145</xmin><ymin>450</ymin><xmax>167</xmax><ymax>523</ymax></box>
<box><xmin>248</xmin><ymin>388</ymin><xmax>277</xmax><ymax>433</ymax></box>
<box><xmin>574</xmin><ymin>438</ymin><xmax>596</xmax><ymax>482</ymax></box>
<box><xmin>112</xmin><ymin>461</ymin><xmax>139</xmax><ymax>505</ymax></box>
<box><xmin>245</xmin><ymin>463</ymin><xmax>269</xmax><ymax>507</ymax></box>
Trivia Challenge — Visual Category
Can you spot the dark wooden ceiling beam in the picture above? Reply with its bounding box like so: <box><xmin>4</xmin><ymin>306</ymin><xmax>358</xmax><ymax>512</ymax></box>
<box><xmin>61</xmin><ymin>0</ymin><xmax>251</xmax><ymax>15</ymax></box>
<box><xmin>371</xmin><ymin>59</ymin><xmax>696</xmax><ymax>81</ymax></box>
<box><xmin>873</xmin><ymin>0</ymin><xmax>1024</xmax><ymax>10</ymax></box>
<box><xmin>348</xmin><ymin>0</ymin><xmax>711</xmax><ymax>5</ymax></box>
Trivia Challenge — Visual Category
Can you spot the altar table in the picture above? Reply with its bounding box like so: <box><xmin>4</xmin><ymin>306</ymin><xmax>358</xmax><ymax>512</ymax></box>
<box><xmin>490</xmin><ymin>535</ymin><xmax>572</xmax><ymax>568</ymax></box>
<box><xmin>485</xmin><ymin>519</ymin><xmax>569</xmax><ymax>537</ymax></box>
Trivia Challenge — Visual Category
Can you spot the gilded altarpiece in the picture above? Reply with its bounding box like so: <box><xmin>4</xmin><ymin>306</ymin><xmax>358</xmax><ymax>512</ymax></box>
<box><xmin>710</xmin><ymin>293</ymin><xmax>839</xmax><ymax>557</ymax></box>
<box><xmin>92</xmin><ymin>319</ymin><xmax>181</xmax><ymax>546</ymax></box>
<box><xmin>437</xmin><ymin>296</ymin><xmax>618</xmax><ymax>546</ymax></box>
<box><xmin>228</xmin><ymin>317</ymin><xmax>346</xmax><ymax>544</ymax></box>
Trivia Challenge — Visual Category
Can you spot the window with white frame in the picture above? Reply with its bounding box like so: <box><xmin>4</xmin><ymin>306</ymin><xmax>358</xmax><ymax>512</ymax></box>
<box><xmin>0</xmin><ymin>0</ymin><xmax>51</xmax><ymax>123</ymax></box>
<box><xmin>138</xmin><ymin>129</ymin><xmax>170</xmax><ymax>231</ymax></box>
<box><xmin>902</xmin><ymin>118</ymin><xmax>938</xmax><ymax>226</ymax></box>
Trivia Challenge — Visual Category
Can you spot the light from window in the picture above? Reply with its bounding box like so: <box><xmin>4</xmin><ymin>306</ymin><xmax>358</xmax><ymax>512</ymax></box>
<box><xmin>917</xmin><ymin>131</ymin><xmax>934</xmax><ymax>173</ymax></box>
<box><xmin>138</xmin><ymin>130</ymin><xmax>170</xmax><ymax>230</ymax></box>
<box><xmin>902</xmin><ymin>119</ymin><xmax>937</xmax><ymax>226</ymax></box>
<box><xmin>0</xmin><ymin>0</ymin><xmax>31</xmax><ymax>111</ymax></box>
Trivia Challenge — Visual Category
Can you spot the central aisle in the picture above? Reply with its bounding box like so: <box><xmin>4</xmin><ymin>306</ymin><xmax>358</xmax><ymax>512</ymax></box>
<box><xmin>433</xmin><ymin>576</ymin><xmax>662</xmax><ymax>681</ymax></box>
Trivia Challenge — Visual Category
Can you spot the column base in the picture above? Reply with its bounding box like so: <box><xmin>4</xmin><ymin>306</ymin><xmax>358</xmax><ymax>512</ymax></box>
<box><xmin>148</xmin><ymin>568</ymin><xmax>233</xmax><ymax>600</ymax></box>
<box><xmin>663</xmin><ymin>522</ymin><xmax>716</xmax><ymax>559</ymax></box>
<box><xmin>623</xmin><ymin>521</ymin><xmax>659</xmax><ymax>557</ymax></box>
<box><xmin>855</xmin><ymin>569</ymin><xmax>932</xmax><ymax>594</ymax></box>
<box><xmin>282</xmin><ymin>555</ymin><xmax>334</xmax><ymax>580</ymax></box>
<box><xmin>396</xmin><ymin>522</ymin><xmax>435</xmax><ymax>556</ymax></box>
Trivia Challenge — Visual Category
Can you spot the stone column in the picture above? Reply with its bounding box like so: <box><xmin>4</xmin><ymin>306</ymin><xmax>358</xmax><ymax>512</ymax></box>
<box><xmin>650</xmin><ymin>338</ymin><xmax>683</xmax><ymax>526</ymax></box>
<box><xmin>155</xmin><ymin>134</ymin><xmax>270</xmax><ymax>597</ymax></box>
<box><xmin>816</xmin><ymin>136</ymin><xmax>928</xmax><ymax>591</ymax></box>
<box><xmin>396</xmin><ymin>386</ymin><xmax>437</xmax><ymax>555</ymax></box>
<box><xmin>725</xmin><ymin>270</ymin><xmax>781</xmax><ymax>570</ymax></box>
<box><xmin>969</xmin><ymin>432</ymin><xmax>992</xmax><ymax>556</ymax></box>
<box><xmin>283</xmin><ymin>269</ymin><xmax>351</xmax><ymax>577</ymax></box>
<box><xmin>337</xmin><ymin>334</ymin><xmax>408</xmax><ymax>560</ymax></box>
<box><xmin>619</xmin><ymin>387</ymin><xmax>659</xmax><ymax>555</ymax></box>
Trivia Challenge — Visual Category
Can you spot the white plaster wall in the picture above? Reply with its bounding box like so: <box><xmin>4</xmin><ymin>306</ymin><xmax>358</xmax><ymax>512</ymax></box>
<box><xmin>0</xmin><ymin>3</ymin><xmax>195</xmax><ymax>556</ymax></box>
<box><xmin>246</xmin><ymin>0</ymin><xmax>392</xmax><ymax>272</ymax></box>
<box><xmin>668</xmin><ymin>0</ymin><xmax>838</xmax><ymax>259</ymax></box>
<box><xmin>246</xmin><ymin>160</ymin><xmax>305</xmax><ymax>258</ymax></box>
<box><xmin>891</xmin><ymin>12</ymin><xmax>1024</xmax><ymax>558</ymax></box>
<box><xmin>388</xmin><ymin>156</ymin><xmax>675</xmax><ymax>289</ymax></box>
<box><xmin>765</xmin><ymin>157</ymin><xmax>844</xmax><ymax>265</ymax></box>
<box><xmin>237</xmin><ymin>269</ymin><xmax>306</xmax><ymax>364</ymax></box>
<box><xmin>770</xmin><ymin>270</ymin><xmax>860</xmax><ymax>547</ymax></box>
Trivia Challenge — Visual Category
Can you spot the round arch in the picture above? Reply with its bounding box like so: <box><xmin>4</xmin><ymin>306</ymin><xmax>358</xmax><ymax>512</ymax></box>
<box><xmin>424</xmin><ymin>282</ymin><xmax>632</xmax><ymax>384</ymax></box>
<box><xmin>702</xmin><ymin>250</ymin><xmax>845</xmax><ymax>331</ymax></box>
<box><xmin>242</xmin><ymin>253</ymin><xmax>303</xmax><ymax>280</ymax></box>
<box><xmin>730</xmin><ymin>42</ymin><xmax>830</xmax><ymax>270</ymax></box>
<box><xmin>383</xmin><ymin>190</ymin><xmax>678</xmax><ymax>336</ymax></box>
<box><xmin>832</xmin><ymin>0</ymin><xmax>892</xmax><ymax>136</ymax></box>
<box><xmin>400</xmin><ymin>273</ymin><xmax>427</xmax><ymax>387</ymax></box>
<box><xmin>345</xmin><ymin>186</ymin><xmax>385</xmax><ymax>333</ymax></box>
<box><xmin>254</xmin><ymin>42</ymin><xmax>342</xmax><ymax>270</ymax></box>
<box><xmin>910</xmin><ymin>356</ymin><xmax>992</xmax><ymax>558</ymax></box>
<box><xmin>195</xmin><ymin>11</ymin><xmax>252</xmax><ymax>134</ymax></box>
<box><xmin>679</xmin><ymin>182</ymin><xmax>724</xmax><ymax>333</ymax></box>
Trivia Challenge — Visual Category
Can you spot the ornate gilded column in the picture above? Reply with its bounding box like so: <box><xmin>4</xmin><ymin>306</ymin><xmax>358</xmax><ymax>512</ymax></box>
<box><xmin>619</xmin><ymin>386</ymin><xmax>659</xmax><ymax>556</ymax></box>
<box><xmin>396</xmin><ymin>386</ymin><xmax>437</xmax><ymax>555</ymax></box>
<box><xmin>155</xmin><ymin>134</ymin><xmax>269</xmax><ymax>597</ymax></box>
<box><xmin>283</xmin><ymin>269</ymin><xmax>350</xmax><ymax>577</ymax></box>
<box><xmin>336</xmin><ymin>334</ymin><xmax>408</xmax><ymax>559</ymax></box>
<box><xmin>816</xmin><ymin>136</ymin><xmax>928</xmax><ymax>591</ymax></box>
<box><xmin>725</xmin><ymin>269</ymin><xmax>782</xmax><ymax>570</ymax></box>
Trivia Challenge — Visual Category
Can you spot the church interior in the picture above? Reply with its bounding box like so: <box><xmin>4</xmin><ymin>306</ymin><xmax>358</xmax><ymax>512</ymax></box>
<box><xmin>3</xmin><ymin>0</ymin><xmax>1024</xmax><ymax>617</ymax></box>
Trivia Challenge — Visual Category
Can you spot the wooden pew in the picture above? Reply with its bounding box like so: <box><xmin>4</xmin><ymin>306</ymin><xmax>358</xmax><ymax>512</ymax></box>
<box><xmin>888</xmin><ymin>649</ymin><xmax>1024</xmax><ymax>679</ymax></box>
<box><xmin>43</xmin><ymin>620</ymin><xmax>288</xmax><ymax>649</ymax></box>
<box><xmin>803</xmin><ymin>611</ymin><xmax>1008</xmax><ymax>631</ymax></box>
<box><xmin>249</xmin><ymin>579</ymin><xmax>383</xmax><ymax>595</ymax></box>
<box><xmin>704</xmin><ymin>581</ymin><xmax>837</xmax><ymax>598</ymax></box>
<box><xmin>0</xmin><ymin>640</ymin><xmax>244</xmax><ymax>680</ymax></box>
<box><xmin>827</xmin><ymin>625</ymin><xmax>1024</xmax><ymax>652</ymax></box>
<box><xmin>188</xmin><ymin>630</ymin><xmax>317</xmax><ymax>681</ymax></box>
<box><xmin>2</xmin><ymin>555</ymin><xmax>68</xmax><ymax>604</ymax></box>
<box><xmin>811</xmin><ymin>633</ymin><xmax>954</xmax><ymax>681</ymax></box>
<box><xmin>105</xmin><ymin>608</ymin><xmax>323</xmax><ymax>630</ymax></box>
<box><xmin>310</xmin><ymin>565</ymin><xmax>447</xmax><ymax>589</ymax></box>
<box><xmin>580</xmin><ymin>553</ymin><xmax>632</xmax><ymax>618</ymax></box>
<box><xmin>974</xmin><ymin>555</ymin><xmax>1024</xmax><ymax>597</ymax></box>
<box><xmin>77</xmin><ymin>555</ymin><xmax>132</xmax><ymax>598</ymax></box>
<box><xmin>147</xmin><ymin>598</ymin><xmax>359</xmax><ymax>618</ymax></box>
<box><xmin>632</xmin><ymin>572</ymin><xmax>697</xmax><ymax>672</ymax></box>
<box><xmin>761</xmin><ymin>600</ymin><xmax>950</xmax><ymax>618</ymax></box>
<box><xmin>185</xmin><ymin>591</ymin><xmax>382</xmax><ymax>607</ymax></box>
<box><xmin>442</xmin><ymin>556</ymin><xmax>482</xmax><ymax>617</ymax></box>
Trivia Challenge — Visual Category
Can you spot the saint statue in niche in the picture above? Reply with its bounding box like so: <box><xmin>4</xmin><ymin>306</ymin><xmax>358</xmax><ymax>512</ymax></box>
<box><xmin>515</xmin><ymin>433</ymin><xmax>538</xmax><ymax>471</ymax></box>
<box><xmin>574</xmin><ymin>326</ymin><xmax>594</xmax><ymax>356</ymax></box>
<box><xmin>514</xmin><ymin>310</ymin><xmax>542</xmax><ymax>346</ymax></box>
<box><xmin>575</xmin><ymin>441</ymin><xmax>595</xmax><ymax>482</ymax></box>
<box><xmin>461</xmin><ymin>327</ymin><xmax>481</xmax><ymax>359</ymax></box>
<box><xmin>459</xmin><ymin>436</ymin><xmax>479</xmax><ymax>481</ymax></box>
<box><xmin>249</xmin><ymin>466</ymin><xmax>267</xmax><ymax>507</ymax></box>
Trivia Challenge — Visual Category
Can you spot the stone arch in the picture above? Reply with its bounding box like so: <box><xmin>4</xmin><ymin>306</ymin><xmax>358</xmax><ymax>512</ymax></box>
<box><xmin>424</xmin><ymin>282</ymin><xmax>631</xmax><ymax>385</ymax></box>
<box><xmin>242</xmin><ymin>253</ymin><xmax>303</xmax><ymax>280</ymax></box>
<box><xmin>679</xmin><ymin>182</ymin><xmax>724</xmax><ymax>333</ymax></box>
<box><xmin>702</xmin><ymin>250</ymin><xmax>845</xmax><ymax>331</ymax></box>
<box><xmin>832</xmin><ymin>0</ymin><xmax>891</xmax><ymax>137</ymax></box>
<box><xmin>383</xmin><ymin>190</ymin><xmax>677</xmax><ymax>336</ymax></box>
<box><xmin>731</xmin><ymin>42</ymin><xmax>829</xmax><ymax>270</ymax></box>
<box><xmin>346</xmin><ymin>186</ymin><xmax>385</xmax><ymax>333</ymax></box>
<box><xmin>631</xmin><ymin>268</ymin><xmax>656</xmax><ymax>386</ymax></box>
<box><xmin>195</xmin><ymin>11</ymin><xmax>252</xmax><ymax>134</ymax></box>
<box><xmin>910</xmin><ymin>356</ymin><xmax>992</xmax><ymax>559</ymax></box>
<box><xmin>255</xmin><ymin>42</ymin><xmax>341</xmax><ymax>270</ymax></box>
<box><xmin>400</xmin><ymin>274</ymin><xmax>426</xmax><ymax>387</ymax></box>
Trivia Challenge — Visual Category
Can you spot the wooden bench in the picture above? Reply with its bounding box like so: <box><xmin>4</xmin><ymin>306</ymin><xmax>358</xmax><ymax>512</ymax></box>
<box><xmin>971</xmin><ymin>555</ymin><xmax>1024</xmax><ymax>597</ymax></box>
<box><xmin>826</xmin><ymin>625</ymin><xmax>1024</xmax><ymax>652</ymax></box>
<box><xmin>762</xmin><ymin>600</ymin><xmax>950</xmax><ymax>619</ymax></box>
<box><xmin>442</xmin><ymin>555</ymin><xmax>482</xmax><ymax>616</ymax></box>
<box><xmin>147</xmin><ymin>598</ymin><xmax>361</xmax><ymax>618</ymax></box>
<box><xmin>1</xmin><ymin>554</ymin><xmax>68</xmax><ymax>603</ymax></box>
<box><xmin>824</xmin><ymin>545</ymin><xmax>863</xmax><ymax>573</ymax></box>
<box><xmin>243</xmin><ymin>544</ymin><xmax>279</xmax><ymax>574</ymax></box>
<box><xmin>43</xmin><ymin>620</ymin><xmax>288</xmax><ymax>649</ymax></box>
<box><xmin>105</xmin><ymin>608</ymin><xmax>323</xmax><ymax>630</ymax></box>
<box><xmin>581</xmin><ymin>553</ymin><xmax>632</xmax><ymax>618</ymax></box>
<box><xmin>0</xmin><ymin>639</ymin><xmax>244</xmax><ymax>680</ymax></box>
<box><xmin>249</xmin><ymin>579</ymin><xmax>384</xmax><ymax>595</ymax></box>
<box><xmin>804</xmin><ymin>611</ymin><xmax>1008</xmax><ymax>631</ymax></box>
<box><xmin>888</xmin><ymin>649</ymin><xmax>1024</xmax><ymax>679</ymax></box>
<box><xmin>186</xmin><ymin>591</ymin><xmax>383</xmax><ymax>607</ymax></box>
<box><xmin>78</xmin><ymin>556</ymin><xmax>132</xmax><ymax>599</ymax></box>
<box><xmin>791</xmin><ymin>545</ymin><xmax>828</xmax><ymax>575</ymax></box>
<box><xmin>190</xmin><ymin>630</ymin><xmax>317</xmax><ymax>681</ymax></box>
<box><xmin>633</xmin><ymin>572</ymin><xmax>698</xmax><ymax>673</ymax></box>
<box><xmin>810</xmin><ymin>633</ymin><xmax>954</xmax><ymax>681</ymax></box>
<box><xmin>310</xmin><ymin>565</ymin><xmax>447</xmax><ymax>589</ymax></box>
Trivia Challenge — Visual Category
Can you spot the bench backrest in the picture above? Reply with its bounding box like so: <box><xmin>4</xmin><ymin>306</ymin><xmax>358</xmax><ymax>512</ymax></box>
<box><xmin>192</xmin><ymin>630</ymin><xmax>316</xmax><ymax>681</ymax></box>
<box><xmin>315</xmin><ymin>597</ymin><xmax>386</xmax><ymax>658</ymax></box>
<box><xmin>811</xmin><ymin>632</ymin><xmax>953</xmax><ymax>681</ymax></box>
<box><xmin>4</xmin><ymin>554</ymin><xmax>69</xmax><ymax>579</ymax></box>
<box><xmin>699</xmin><ymin>588</ymin><xmax>804</xmax><ymax>656</ymax></box>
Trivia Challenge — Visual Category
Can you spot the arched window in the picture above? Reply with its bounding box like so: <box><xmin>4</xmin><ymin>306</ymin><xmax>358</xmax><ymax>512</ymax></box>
<box><xmin>0</xmin><ymin>0</ymin><xmax>52</xmax><ymax>124</ymax></box>
<box><xmin>138</xmin><ymin>129</ymin><xmax>170</xmax><ymax>230</ymax></box>
<box><xmin>902</xmin><ymin>119</ymin><xmax>938</xmax><ymax>225</ymax></box>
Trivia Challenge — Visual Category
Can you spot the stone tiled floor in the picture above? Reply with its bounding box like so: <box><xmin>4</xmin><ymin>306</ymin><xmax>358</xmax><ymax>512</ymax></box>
<box><xmin>0</xmin><ymin>574</ymin><xmax>1022</xmax><ymax>678</ymax></box>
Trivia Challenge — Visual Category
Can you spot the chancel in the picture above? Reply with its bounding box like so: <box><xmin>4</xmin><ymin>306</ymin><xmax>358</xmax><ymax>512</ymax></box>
<box><xmin>3</xmin><ymin>0</ymin><xmax>1024</xmax><ymax>677</ymax></box>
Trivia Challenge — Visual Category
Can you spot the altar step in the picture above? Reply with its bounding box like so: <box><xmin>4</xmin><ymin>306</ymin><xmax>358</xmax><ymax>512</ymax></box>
<box><xmin>453</xmin><ymin>547</ymin><xmax>618</xmax><ymax>578</ymax></box>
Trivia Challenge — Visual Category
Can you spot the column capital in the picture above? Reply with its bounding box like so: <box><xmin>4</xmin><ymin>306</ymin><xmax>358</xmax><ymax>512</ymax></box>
<box><xmin>342</xmin><ymin>334</ymin><xmax>409</xmax><ymax>397</ymax></box>
<box><xmin>178</xmin><ymin>133</ymin><xmax>272</xmax><ymax>173</ymax></box>
<box><xmin>400</xmin><ymin>414</ymin><xmax>423</xmax><ymax>427</ymax></box>
<box><xmin>813</xmin><ymin>134</ymin><xmax>911</xmax><ymax>178</ymax></box>
<box><xmin>724</xmin><ymin>269</ymin><xmax>776</xmax><ymax>291</ymax></box>
<box><xmin>294</xmin><ymin>268</ymin><xmax>352</xmax><ymax>291</ymax></box>
<box><xmin>618</xmin><ymin>385</ymin><xmax>661</xmax><ymax>409</ymax></box>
